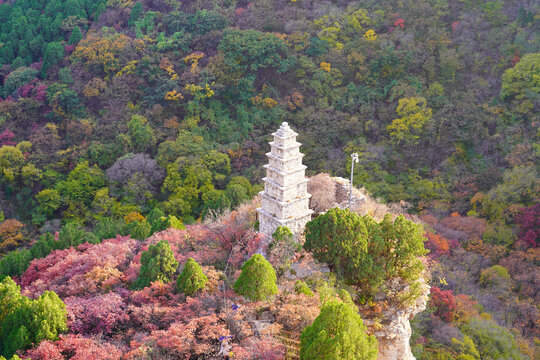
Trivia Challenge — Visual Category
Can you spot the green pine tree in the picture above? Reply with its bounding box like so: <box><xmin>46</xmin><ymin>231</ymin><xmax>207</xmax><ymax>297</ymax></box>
<box><xmin>132</xmin><ymin>240</ymin><xmax>178</xmax><ymax>289</ymax></box>
<box><xmin>0</xmin><ymin>278</ymin><xmax>67</xmax><ymax>358</ymax></box>
<box><xmin>40</xmin><ymin>42</ymin><xmax>64</xmax><ymax>78</ymax></box>
<box><xmin>147</xmin><ymin>207</ymin><xmax>165</xmax><ymax>232</ymax></box>
<box><xmin>300</xmin><ymin>299</ymin><xmax>378</xmax><ymax>360</ymax></box>
<box><xmin>93</xmin><ymin>3</ymin><xmax>106</xmax><ymax>21</ymax></box>
<box><xmin>233</xmin><ymin>254</ymin><xmax>278</xmax><ymax>301</ymax></box>
<box><xmin>128</xmin><ymin>2</ymin><xmax>143</xmax><ymax>26</ymax></box>
<box><xmin>294</xmin><ymin>280</ymin><xmax>314</xmax><ymax>297</ymax></box>
<box><xmin>304</xmin><ymin>208</ymin><xmax>427</xmax><ymax>300</ymax></box>
<box><xmin>176</xmin><ymin>258</ymin><xmax>208</xmax><ymax>296</ymax></box>
<box><xmin>68</xmin><ymin>27</ymin><xmax>83</xmax><ymax>45</ymax></box>
<box><xmin>0</xmin><ymin>277</ymin><xmax>23</xmax><ymax>324</ymax></box>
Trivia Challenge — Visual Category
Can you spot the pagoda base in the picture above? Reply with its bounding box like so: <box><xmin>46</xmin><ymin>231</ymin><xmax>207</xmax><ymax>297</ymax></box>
<box><xmin>257</xmin><ymin>207</ymin><xmax>314</xmax><ymax>242</ymax></box>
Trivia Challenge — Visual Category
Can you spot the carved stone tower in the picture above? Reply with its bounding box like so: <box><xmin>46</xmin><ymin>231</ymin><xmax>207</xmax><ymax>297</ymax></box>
<box><xmin>257</xmin><ymin>122</ymin><xmax>313</xmax><ymax>240</ymax></box>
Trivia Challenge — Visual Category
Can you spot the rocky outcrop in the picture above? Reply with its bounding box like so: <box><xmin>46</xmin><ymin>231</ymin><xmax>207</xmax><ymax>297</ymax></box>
<box><xmin>361</xmin><ymin>279</ymin><xmax>431</xmax><ymax>360</ymax></box>
<box><xmin>308</xmin><ymin>174</ymin><xmax>410</xmax><ymax>221</ymax></box>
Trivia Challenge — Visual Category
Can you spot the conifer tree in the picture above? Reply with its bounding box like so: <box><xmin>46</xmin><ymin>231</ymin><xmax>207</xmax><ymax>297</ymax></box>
<box><xmin>234</xmin><ymin>254</ymin><xmax>278</xmax><ymax>301</ymax></box>
<box><xmin>0</xmin><ymin>277</ymin><xmax>22</xmax><ymax>324</ymax></box>
<box><xmin>176</xmin><ymin>257</ymin><xmax>208</xmax><ymax>296</ymax></box>
<box><xmin>94</xmin><ymin>3</ymin><xmax>106</xmax><ymax>22</ymax></box>
<box><xmin>300</xmin><ymin>299</ymin><xmax>378</xmax><ymax>360</ymax></box>
<box><xmin>0</xmin><ymin>277</ymin><xmax>67</xmax><ymax>358</ymax></box>
<box><xmin>129</xmin><ymin>2</ymin><xmax>143</xmax><ymax>26</ymax></box>
<box><xmin>40</xmin><ymin>42</ymin><xmax>64</xmax><ymax>78</ymax></box>
<box><xmin>147</xmin><ymin>207</ymin><xmax>165</xmax><ymax>231</ymax></box>
<box><xmin>132</xmin><ymin>240</ymin><xmax>178</xmax><ymax>289</ymax></box>
<box><xmin>68</xmin><ymin>27</ymin><xmax>83</xmax><ymax>45</ymax></box>
<box><xmin>304</xmin><ymin>208</ymin><xmax>427</xmax><ymax>300</ymax></box>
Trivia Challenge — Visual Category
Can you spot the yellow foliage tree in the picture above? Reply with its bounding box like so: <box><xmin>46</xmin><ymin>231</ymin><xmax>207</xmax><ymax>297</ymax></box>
<box><xmin>0</xmin><ymin>142</ymin><xmax>33</xmax><ymax>185</ymax></box>
<box><xmin>116</xmin><ymin>60</ymin><xmax>138</xmax><ymax>77</ymax></box>
<box><xmin>387</xmin><ymin>97</ymin><xmax>433</xmax><ymax>145</ymax></box>
<box><xmin>314</xmin><ymin>8</ymin><xmax>372</xmax><ymax>50</ymax></box>
<box><xmin>363</xmin><ymin>29</ymin><xmax>378</xmax><ymax>41</ymax></box>
<box><xmin>72</xmin><ymin>30</ymin><xmax>133</xmax><ymax>76</ymax></box>
<box><xmin>314</xmin><ymin>18</ymin><xmax>343</xmax><ymax>49</ymax></box>
<box><xmin>320</xmin><ymin>62</ymin><xmax>331</xmax><ymax>72</ymax></box>
<box><xmin>252</xmin><ymin>95</ymin><xmax>278</xmax><ymax>109</ymax></box>
<box><xmin>347</xmin><ymin>51</ymin><xmax>368</xmax><ymax>81</ymax></box>
<box><xmin>159</xmin><ymin>57</ymin><xmax>178</xmax><ymax>80</ymax></box>
<box><xmin>164</xmin><ymin>90</ymin><xmax>183</xmax><ymax>101</ymax></box>
<box><xmin>184</xmin><ymin>83</ymin><xmax>215</xmax><ymax>100</ymax></box>
<box><xmin>345</xmin><ymin>8</ymin><xmax>371</xmax><ymax>31</ymax></box>
<box><xmin>183</xmin><ymin>52</ymin><xmax>204</xmax><ymax>73</ymax></box>
<box><xmin>124</xmin><ymin>211</ymin><xmax>145</xmax><ymax>224</ymax></box>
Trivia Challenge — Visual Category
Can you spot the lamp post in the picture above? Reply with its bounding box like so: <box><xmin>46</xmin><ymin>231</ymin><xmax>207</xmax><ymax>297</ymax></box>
<box><xmin>349</xmin><ymin>153</ymin><xmax>359</xmax><ymax>209</ymax></box>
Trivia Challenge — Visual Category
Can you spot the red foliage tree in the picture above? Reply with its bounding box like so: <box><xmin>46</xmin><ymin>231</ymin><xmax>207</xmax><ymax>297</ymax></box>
<box><xmin>13</xmin><ymin>212</ymin><xmax>296</xmax><ymax>359</ymax></box>
<box><xmin>65</xmin><ymin>293</ymin><xmax>129</xmax><ymax>335</ymax></box>
<box><xmin>145</xmin><ymin>314</ymin><xmax>229</xmax><ymax>358</ymax></box>
<box><xmin>18</xmin><ymin>79</ymin><xmax>38</xmax><ymax>98</ymax></box>
<box><xmin>0</xmin><ymin>129</ymin><xmax>16</xmax><ymax>146</ymax></box>
<box><xmin>126</xmin><ymin>212</ymin><xmax>258</xmax><ymax>285</ymax></box>
<box><xmin>232</xmin><ymin>337</ymin><xmax>286</xmax><ymax>360</ymax></box>
<box><xmin>430</xmin><ymin>287</ymin><xmax>457</xmax><ymax>322</ymax></box>
<box><xmin>128</xmin><ymin>280</ymin><xmax>181</xmax><ymax>306</ymax></box>
<box><xmin>21</xmin><ymin>236</ymin><xmax>140</xmax><ymax>298</ymax></box>
<box><xmin>438</xmin><ymin>214</ymin><xmax>486</xmax><ymax>242</ymax></box>
<box><xmin>23</xmin><ymin>334</ymin><xmax>123</xmax><ymax>360</ymax></box>
<box><xmin>35</xmin><ymin>84</ymin><xmax>48</xmax><ymax>102</ymax></box>
<box><xmin>515</xmin><ymin>203</ymin><xmax>539</xmax><ymax>248</ymax></box>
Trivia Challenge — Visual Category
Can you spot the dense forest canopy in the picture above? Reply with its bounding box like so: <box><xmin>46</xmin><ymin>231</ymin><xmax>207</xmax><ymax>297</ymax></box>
<box><xmin>0</xmin><ymin>0</ymin><xmax>537</xmax><ymax>225</ymax></box>
<box><xmin>0</xmin><ymin>0</ymin><xmax>538</xmax><ymax>358</ymax></box>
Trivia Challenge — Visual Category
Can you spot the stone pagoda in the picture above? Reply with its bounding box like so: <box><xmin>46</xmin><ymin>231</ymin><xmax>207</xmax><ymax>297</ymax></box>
<box><xmin>257</xmin><ymin>122</ymin><xmax>313</xmax><ymax>241</ymax></box>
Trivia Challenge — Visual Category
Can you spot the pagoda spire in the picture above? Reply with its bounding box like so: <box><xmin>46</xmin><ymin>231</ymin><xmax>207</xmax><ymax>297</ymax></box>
<box><xmin>257</xmin><ymin>122</ymin><xmax>313</xmax><ymax>241</ymax></box>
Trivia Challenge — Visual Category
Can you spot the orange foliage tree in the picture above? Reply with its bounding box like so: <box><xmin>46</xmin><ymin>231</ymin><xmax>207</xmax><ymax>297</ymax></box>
<box><xmin>0</xmin><ymin>219</ymin><xmax>25</xmax><ymax>253</ymax></box>
<box><xmin>424</xmin><ymin>232</ymin><xmax>450</xmax><ymax>258</ymax></box>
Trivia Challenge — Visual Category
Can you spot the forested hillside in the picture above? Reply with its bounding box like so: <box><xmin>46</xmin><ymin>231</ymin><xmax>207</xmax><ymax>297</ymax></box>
<box><xmin>0</xmin><ymin>0</ymin><xmax>538</xmax><ymax>358</ymax></box>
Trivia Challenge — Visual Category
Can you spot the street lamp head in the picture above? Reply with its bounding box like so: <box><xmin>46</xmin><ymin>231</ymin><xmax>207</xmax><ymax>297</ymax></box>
<box><xmin>351</xmin><ymin>153</ymin><xmax>359</xmax><ymax>163</ymax></box>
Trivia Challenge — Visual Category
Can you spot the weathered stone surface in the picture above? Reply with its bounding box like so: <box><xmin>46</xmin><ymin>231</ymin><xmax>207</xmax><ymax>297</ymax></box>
<box><xmin>361</xmin><ymin>279</ymin><xmax>431</xmax><ymax>360</ymax></box>
<box><xmin>257</xmin><ymin>122</ymin><xmax>313</xmax><ymax>241</ymax></box>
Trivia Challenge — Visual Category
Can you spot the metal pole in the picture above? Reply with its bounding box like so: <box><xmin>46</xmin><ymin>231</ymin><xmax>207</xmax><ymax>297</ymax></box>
<box><xmin>349</xmin><ymin>153</ymin><xmax>358</xmax><ymax>209</ymax></box>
